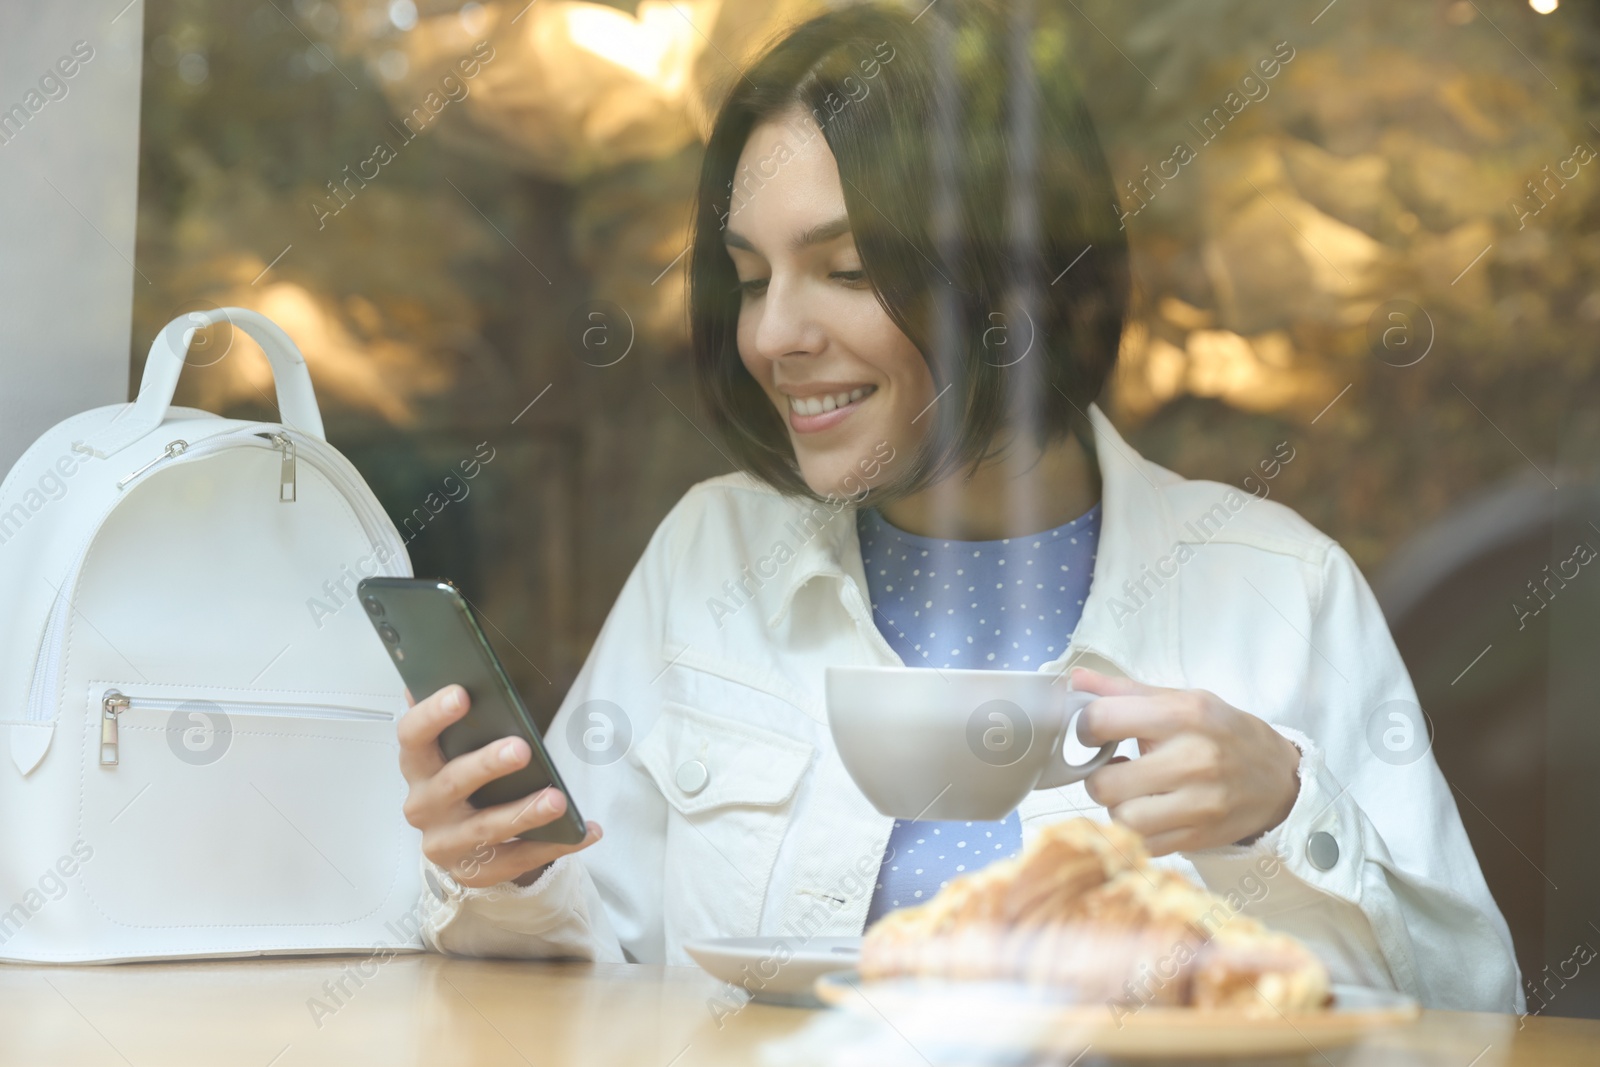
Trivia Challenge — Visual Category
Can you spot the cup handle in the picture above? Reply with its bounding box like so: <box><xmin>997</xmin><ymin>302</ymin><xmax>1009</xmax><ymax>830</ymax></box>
<box><xmin>1034</xmin><ymin>688</ymin><xmax>1118</xmax><ymax>789</ymax></box>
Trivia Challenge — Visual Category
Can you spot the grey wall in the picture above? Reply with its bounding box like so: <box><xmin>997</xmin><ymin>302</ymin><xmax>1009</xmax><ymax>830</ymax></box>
<box><xmin>0</xmin><ymin>2</ymin><xmax>143</xmax><ymax>470</ymax></box>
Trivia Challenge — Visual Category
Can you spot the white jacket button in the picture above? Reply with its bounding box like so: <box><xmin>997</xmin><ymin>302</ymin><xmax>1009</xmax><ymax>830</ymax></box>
<box><xmin>676</xmin><ymin>759</ymin><xmax>709</xmax><ymax>795</ymax></box>
<box><xmin>1307</xmin><ymin>831</ymin><xmax>1339</xmax><ymax>871</ymax></box>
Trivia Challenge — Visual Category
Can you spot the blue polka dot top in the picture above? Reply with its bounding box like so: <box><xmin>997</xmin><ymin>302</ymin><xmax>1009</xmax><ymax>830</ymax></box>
<box><xmin>856</xmin><ymin>500</ymin><xmax>1102</xmax><ymax>927</ymax></box>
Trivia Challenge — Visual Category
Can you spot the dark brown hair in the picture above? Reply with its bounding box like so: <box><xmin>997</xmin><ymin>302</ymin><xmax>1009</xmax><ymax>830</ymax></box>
<box><xmin>689</xmin><ymin>0</ymin><xmax>1129</xmax><ymax>503</ymax></box>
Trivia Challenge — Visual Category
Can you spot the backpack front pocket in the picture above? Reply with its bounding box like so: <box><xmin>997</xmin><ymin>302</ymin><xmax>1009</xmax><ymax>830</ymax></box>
<box><xmin>79</xmin><ymin>683</ymin><xmax>411</xmax><ymax>933</ymax></box>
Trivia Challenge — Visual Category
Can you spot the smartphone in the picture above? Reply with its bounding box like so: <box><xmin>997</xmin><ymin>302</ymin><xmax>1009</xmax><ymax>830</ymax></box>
<box><xmin>357</xmin><ymin>576</ymin><xmax>587</xmax><ymax>845</ymax></box>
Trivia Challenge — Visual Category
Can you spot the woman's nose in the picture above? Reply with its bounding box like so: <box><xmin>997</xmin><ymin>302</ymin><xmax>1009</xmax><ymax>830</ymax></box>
<box><xmin>751</xmin><ymin>276</ymin><xmax>822</xmax><ymax>363</ymax></box>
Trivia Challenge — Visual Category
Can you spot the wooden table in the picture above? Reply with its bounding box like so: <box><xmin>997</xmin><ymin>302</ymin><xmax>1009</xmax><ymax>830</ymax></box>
<box><xmin>1</xmin><ymin>954</ymin><xmax>1596</xmax><ymax>1066</ymax></box>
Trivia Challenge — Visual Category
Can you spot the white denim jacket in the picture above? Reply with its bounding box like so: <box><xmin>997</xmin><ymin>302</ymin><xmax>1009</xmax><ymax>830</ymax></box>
<box><xmin>417</xmin><ymin>404</ymin><xmax>1522</xmax><ymax>1014</ymax></box>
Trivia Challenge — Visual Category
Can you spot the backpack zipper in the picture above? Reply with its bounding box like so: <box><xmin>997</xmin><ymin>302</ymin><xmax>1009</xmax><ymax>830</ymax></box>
<box><xmin>113</xmin><ymin>425</ymin><xmax>382</xmax><ymax>529</ymax></box>
<box><xmin>255</xmin><ymin>431</ymin><xmax>297</xmax><ymax>502</ymax></box>
<box><xmin>116</xmin><ymin>439</ymin><xmax>189</xmax><ymax>489</ymax></box>
<box><xmin>114</xmin><ymin>430</ymin><xmax>299</xmax><ymax>502</ymax></box>
<box><xmin>99</xmin><ymin>691</ymin><xmax>130</xmax><ymax>765</ymax></box>
<box><xmin>98</xmin><ymin>687</ymin><xmax>393</xmax><ymax>767</ymax></box>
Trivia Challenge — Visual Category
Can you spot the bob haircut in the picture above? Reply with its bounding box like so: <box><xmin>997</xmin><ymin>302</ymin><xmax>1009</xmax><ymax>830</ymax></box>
<box><xmin>689</xmin><ymin>0</ymin><xmax>1130</xmax><ymax>504</ymax></box>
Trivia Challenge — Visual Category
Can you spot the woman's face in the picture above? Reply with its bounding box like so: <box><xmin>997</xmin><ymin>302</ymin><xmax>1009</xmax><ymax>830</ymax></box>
<box><xmin>726</xmin><ymin>109</ymin><xmax>935</xmax><ymax>498</ymax></box>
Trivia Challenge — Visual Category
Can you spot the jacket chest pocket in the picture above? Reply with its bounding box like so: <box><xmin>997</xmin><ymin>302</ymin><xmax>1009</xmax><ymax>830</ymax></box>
<box><xmin>633</xmin><ymin>701</ymin><xmax>814</xmax><ymax>951</ymax></box>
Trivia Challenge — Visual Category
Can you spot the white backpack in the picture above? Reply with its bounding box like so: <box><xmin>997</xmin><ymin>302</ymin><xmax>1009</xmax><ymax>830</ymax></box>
<box><xmin>0</xmin><ymin>308</ymin><xmax>426</xmax><ymax>962</ymax></box>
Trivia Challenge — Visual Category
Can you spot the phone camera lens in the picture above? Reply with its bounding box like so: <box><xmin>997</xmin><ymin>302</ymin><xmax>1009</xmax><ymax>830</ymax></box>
<box><xmin>363</xmin><ymin>596</ymin><xmax>385</xmax><ymax>618</ymax></box>
<box><xmin>377</xmin><ymin>622</ymin><xmax>401</xmax><ymax>645</ymax></box>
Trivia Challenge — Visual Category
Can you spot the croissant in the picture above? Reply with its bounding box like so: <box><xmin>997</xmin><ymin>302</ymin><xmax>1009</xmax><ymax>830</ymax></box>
<box><xmin>859</xmin><ymin>818</ymin><xmax>1331</xmax><ymax>1016</ymax></box>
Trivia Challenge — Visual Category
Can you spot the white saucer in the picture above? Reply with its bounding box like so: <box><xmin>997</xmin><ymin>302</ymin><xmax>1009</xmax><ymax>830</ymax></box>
<box><xmin>683</xmin><ymin>936</ymin><xmax>860</xmax><ymax>1006</ymax></box>
<box><xmin>814</xmin><ymin>972</ymin><xmax>1421</xmax><ymax>1059</ymax></box>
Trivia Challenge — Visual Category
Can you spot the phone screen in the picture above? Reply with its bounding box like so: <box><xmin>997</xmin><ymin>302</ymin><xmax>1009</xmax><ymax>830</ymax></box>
<box><xmin>357</xmin><ymin>577</ymin><xmax>586</xmax><ymax>845</ymax></box>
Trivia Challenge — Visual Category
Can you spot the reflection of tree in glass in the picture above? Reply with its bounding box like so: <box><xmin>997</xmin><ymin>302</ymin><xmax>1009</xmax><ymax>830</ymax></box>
<box><xmin>1085</xmin><ymin>1</ymin><xmax>1599</xmax><ymax>572</ymax></box>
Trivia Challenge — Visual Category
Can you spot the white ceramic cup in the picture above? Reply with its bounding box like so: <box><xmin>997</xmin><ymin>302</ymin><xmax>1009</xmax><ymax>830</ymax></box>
<box><xmin>825</xmin><ymin>664</ymin><xmax>1119</xmax><ymax>821</ymax></box>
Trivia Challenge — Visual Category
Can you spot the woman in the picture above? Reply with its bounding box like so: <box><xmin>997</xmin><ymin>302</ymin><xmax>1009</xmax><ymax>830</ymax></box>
<box><xmin>395</xmin><ymin>0</ymin><xmax>1519</xmax><ymax>1012</ymax></box>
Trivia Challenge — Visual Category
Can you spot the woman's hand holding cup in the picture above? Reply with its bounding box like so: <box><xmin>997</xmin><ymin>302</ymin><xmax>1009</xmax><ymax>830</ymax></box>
<box><xmin>1072</xmin><ymin>667</ymin><xmax>1301</xmax><ymax>856</ymax></box>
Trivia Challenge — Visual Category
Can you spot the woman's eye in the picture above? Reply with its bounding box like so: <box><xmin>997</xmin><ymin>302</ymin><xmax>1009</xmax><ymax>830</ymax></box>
<box><xmin>832</xmin><ymin>270</ymin><xmax>868</xmax><ymax>286</ymax></box>
<box><xmin>736</xmin><ymin>278</ymin><xmax>769</xmax><ymax>296</ymax></box>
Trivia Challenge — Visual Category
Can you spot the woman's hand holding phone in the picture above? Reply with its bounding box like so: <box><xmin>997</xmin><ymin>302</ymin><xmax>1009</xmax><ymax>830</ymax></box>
<box><xmin>397</xmin><ymin>683</ymin><xmax>602</xmax><ymax>889</ymax></box>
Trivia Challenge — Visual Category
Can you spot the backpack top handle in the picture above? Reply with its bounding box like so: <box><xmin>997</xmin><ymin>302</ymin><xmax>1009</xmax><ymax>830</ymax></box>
<box><xmin>81</xmin><ymin>307</ymin><xmax>326</xmax><ymax>460</ymax></box>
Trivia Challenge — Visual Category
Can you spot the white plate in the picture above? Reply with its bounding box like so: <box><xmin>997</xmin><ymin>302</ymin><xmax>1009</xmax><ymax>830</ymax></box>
<box><xmin>684</xmin><ymin>936</ymin><xmax>860</xmax><ymax>1006</ymax></box>
<box><xmin>813</xmin><ymin>971</ymin><xmax>1421</xmax><ymax>1059</ymax></box>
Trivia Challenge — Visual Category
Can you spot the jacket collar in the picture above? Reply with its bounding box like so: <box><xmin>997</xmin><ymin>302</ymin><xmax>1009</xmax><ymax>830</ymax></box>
<box><xmin>763</xmin><ymin>403</ymin><xmax>1184</xmax><ymax>687</ymax></box>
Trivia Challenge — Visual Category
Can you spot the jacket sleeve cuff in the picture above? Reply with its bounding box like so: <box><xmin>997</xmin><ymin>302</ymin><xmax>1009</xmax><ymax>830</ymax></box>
<box><xmin>416</xmin><ymin>852</ymin><xmax>625</xmax><ymax>962</ymax></box>
<box><xmin>1184</xmin><ymin>725</ymin><xmax>1365</xmax><ymax>913</ymax></box>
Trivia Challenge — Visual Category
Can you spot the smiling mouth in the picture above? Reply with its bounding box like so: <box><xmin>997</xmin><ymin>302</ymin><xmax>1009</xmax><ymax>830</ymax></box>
<box><xmin>787</xmin><ymin>384</ymin><xmax>877</xmax><ymax>416</ymax></box>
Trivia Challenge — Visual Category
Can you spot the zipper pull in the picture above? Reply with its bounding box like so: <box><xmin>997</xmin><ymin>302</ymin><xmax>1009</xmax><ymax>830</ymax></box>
<box><xmin>100</xmin><ymin>690</ymin><xmax>129</xmax><ymax>766</ymax></box>
<box><xmin>258</xmin><ymin>431</ymin><xmax>297</xmax><ymax>502</ymax></box>
<box><xmin>272</xmin><ymin>432</ymin><xmax>297</xmax><ymax>502</ymax></box>
<box><xmin>117</xmin><ymin>439</ymin><xmax>188</xmax><ymax>490</ymax></box>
